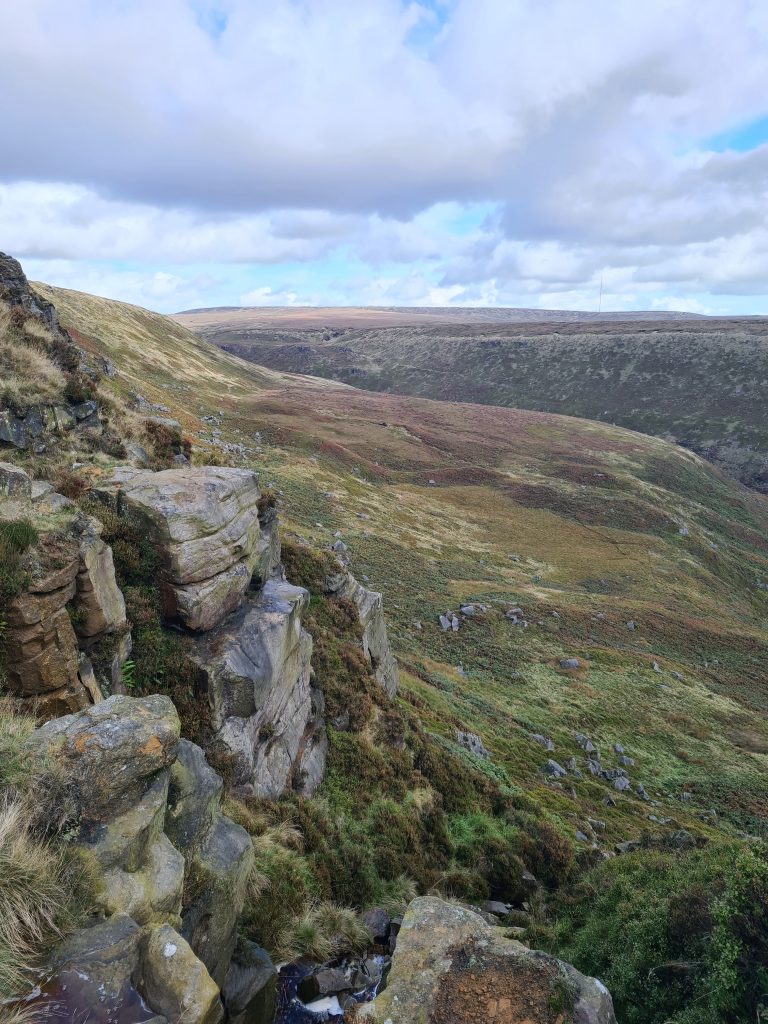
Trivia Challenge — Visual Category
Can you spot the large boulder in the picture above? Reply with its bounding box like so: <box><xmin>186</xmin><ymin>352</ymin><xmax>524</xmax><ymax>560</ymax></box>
<box><xmin>166</xmin><ymin>740</ymin><xmax>254</xmax><ymax>986</ymax></box>
<box><xmin>22</xmin><ymin>914</ymin><xmax>158</xmax><ymax>1020</ymax></box>
<box><xmin>188</xmin><ymin>578</ymin><xmax>323</xmax><ymax>798</ymax></box>
<box><xmin>323</xmin><ymin>567</ymin><xmax>398</xmax><ymax>697</ymax></box>
<box><xmin>356</xmin><ymin>896</ymin><xmax>616</xmax><ymax>1024</ymax></box>
<box><xmin>103</xmin><ymin>466</ymin><xmax>263</xmax><ymax>631</ymax></box>
<box><xmin>25</xmin><ymin>693</ymin><xmax>180</xmax><ymax>821</ymax></box>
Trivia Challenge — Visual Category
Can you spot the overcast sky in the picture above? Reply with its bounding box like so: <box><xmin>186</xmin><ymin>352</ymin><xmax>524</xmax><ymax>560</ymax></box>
<box><xmin>2</xmin><ymin>0</ymin><xmax>768</xmax><ymax>313</ymax></box>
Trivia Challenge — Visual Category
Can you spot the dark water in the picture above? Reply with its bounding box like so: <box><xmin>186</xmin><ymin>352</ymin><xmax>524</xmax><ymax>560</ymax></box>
<box><xmin>275</xmin><ymin>957</ymin><xmax>384</xmax><ymax>1024</ymax></box>
<box><xmin>14</xmin><ymin>969</ymin><xmax>157</xmax><ymax>1023</ymax></box>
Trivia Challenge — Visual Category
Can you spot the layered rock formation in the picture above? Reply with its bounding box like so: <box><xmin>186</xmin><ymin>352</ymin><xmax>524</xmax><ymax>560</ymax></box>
<box><xmin>97</xmin><ymin>465</ymin><xmax>263</xmax><ymax>632</ymax></box>
<box><xmin>357</xmin><ymin>896</ymin><xmax>617</xmax><ymax>1024</ymax></box>
<box><xmin>2</xmin><ymin>468</ymin><xmax>129</xmax><ymax>718</ymax></box>
<box><xmin>188</xmin><ymin>578</ymin><xmax>325</xmax><ymax>797</ymax></box>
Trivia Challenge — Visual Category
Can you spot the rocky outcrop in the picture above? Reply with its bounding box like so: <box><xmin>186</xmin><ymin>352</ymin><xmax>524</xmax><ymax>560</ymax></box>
<box><xmin>356</xmin><ymin>896</ymin><xmax>616</xmax><ymax>1024</ymax></box>
<box><xmin>23</xmin><ymin>695</ymin><xmax>259</xmax><ymax>1022</ymax></box>
<box><xmin>99</xmin><ymin>466</ymin><xmax>263</xmax><ymax>631</ymax></box>
<box><xmin>0</xmin><ymin>402</ymin><xmax>101</xmax><ymax>453</ymax></box>
<box><xmin>189</xmin><ymin>578</ymin><xmax>324</xmax><ymax>798</ymax></box>
<box><xmin>0</xmin><ymin>251</ymin><xmax>69</xmax><ymax>340</ymax></box>
<box><xmin>323</xmin><ymin>566</ymin><xmax>398</xmax><ymax>697</ymax></box>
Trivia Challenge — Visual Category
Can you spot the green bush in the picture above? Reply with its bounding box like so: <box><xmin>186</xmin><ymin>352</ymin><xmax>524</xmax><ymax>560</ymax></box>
<box><xmin>549</xmin><ymin>841</ymin><xmax>768</xmax><ymax>1024</ymax></box>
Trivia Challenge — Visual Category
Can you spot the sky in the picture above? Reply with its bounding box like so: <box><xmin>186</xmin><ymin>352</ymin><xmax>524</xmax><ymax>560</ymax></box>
<box><xmin>1</xmin><ymin>0</ymin><xmax>768</xmax><ymax>314</ymax></box>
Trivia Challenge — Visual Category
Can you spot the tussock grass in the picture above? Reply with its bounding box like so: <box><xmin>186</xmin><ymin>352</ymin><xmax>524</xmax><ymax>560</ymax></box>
<box><xmin>0</xmin><ymin>704</ymin><xmax>95</xmax><ymax>1001</ymax></box>
<box><xmin>0</xmin><ymin>799</ymin><xmax>67</xmax><ymax>996</ymax></box>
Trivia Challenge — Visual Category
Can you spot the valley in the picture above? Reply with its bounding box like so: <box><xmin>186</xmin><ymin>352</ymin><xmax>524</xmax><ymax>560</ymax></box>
<box><xmin>175</xmin><ymin>305</ymin><xmax>768</xmax><ymax>492</ymax></box>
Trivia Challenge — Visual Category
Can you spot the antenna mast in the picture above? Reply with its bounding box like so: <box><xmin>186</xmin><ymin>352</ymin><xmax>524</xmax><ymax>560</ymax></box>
<box><xmin>598</xmin><ymin>272</ymin><xmax>603</xmax><ymax>315</ymax></box>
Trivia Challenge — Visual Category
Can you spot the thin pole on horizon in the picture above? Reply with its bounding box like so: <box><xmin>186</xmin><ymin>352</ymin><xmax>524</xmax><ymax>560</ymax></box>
<box><xmin>598</xmin><ymin>272</ymin><xmax>603</xmax><ymax>315</ymax></box>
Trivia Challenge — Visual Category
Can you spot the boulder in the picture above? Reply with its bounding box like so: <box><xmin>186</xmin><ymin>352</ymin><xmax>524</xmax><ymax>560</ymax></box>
<box><xmin>356</xmin><ymin>896</ymin><xmax>616</xmax><ymax>1024</ymax></box>
<box><xmin>455</xmin><ymin>730</ymin><xmax>491</xmax><ymax>759</ymax></box>
<box><xmin>106</xmin><ymin>466</ymin><xmax>262</xmax><ymax>631</ymax></box>
<box><xmin>362</xmin><ymin>907</ymin><xmax>391</xmax><ymax>945</ymax></box>
<box><xmin>222</xmin><ymin>940</ymin><xmax>277</xmax><ymax>1024</ymax></box>
<box><xmin>0</xmin><ymin>461</ymin><xmax>31</xmax><ymax>498</ymax></box>
<box><xmin>322</xmin><ymin>566</ymin><xmax>398</xmax><ymax>697</ymax></box>
<box><xmin>25</xmin><ymin>694</ymin><xmax>180</xmax><ymax>821</ymax></box>
<box><xmin>188</xmin><ymin>579</ymin><xmax>322</xmax><ymax>797</ymax></box>
<box><xmin>530</xmin><ymin>733</ymin><xmax>554</xmax><ymax>751</ymax></box>
<box><xmin>24</xmin><ymin>914</ymin><xmax>156</xmax><ymax>1019</ymax></box>
<box><xmin>140</xmin><ymin>925</ymin><xmax>223</xmax><ymax>1024</ymax></box>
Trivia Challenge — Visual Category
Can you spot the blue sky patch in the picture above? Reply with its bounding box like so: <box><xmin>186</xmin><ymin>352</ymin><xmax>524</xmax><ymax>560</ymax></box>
<box><xmin>705</xmin><ymin>115</ymin><xmax>768</xmax><ymax>152</ymax></box>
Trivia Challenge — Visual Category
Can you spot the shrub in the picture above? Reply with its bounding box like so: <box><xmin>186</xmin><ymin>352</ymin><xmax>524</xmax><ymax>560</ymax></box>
<box><xmin>63</xmin><ymin>373</ymin><xmax>97</xmax><ymax>405</ymax></box>
<box><xmin>304</xmin><ymin>597</ymin><xmax>381</xmax><ymax>730</ymax></box>
<box><xmin>549</xmin><ymin>842</ymin><xmax>768</xmax><ymax>1024</ymax></box>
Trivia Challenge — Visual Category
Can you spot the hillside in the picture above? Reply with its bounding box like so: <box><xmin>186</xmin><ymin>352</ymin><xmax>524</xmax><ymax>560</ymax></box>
<box><xmin>46</xmin><ymin>281</ymin><xmax>768</xmax><ymax>836</ymax></box>
<box><xmin>174</xmin><ymin>306</ymin><xmax>768</xmax><ymax>492</ymax></box>
<box><xmin>2</xmin><ymin>274</ymin><xmax>768</xmax><ymax>1023</ymax></box>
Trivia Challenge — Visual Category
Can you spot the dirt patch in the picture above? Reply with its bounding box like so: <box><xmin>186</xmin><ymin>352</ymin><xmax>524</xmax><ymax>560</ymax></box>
<box><xmin>428</xmin><ymin>943</ymin><xmax>573</xmax><ymax>1024</ymax></box>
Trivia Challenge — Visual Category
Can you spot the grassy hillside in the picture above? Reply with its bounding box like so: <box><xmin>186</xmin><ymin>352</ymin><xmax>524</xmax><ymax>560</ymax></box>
<box><xmin>33</xmin><ymin>283</ymin><xmax>768</xmax><ymax>1022</ymax></box>
<box><xmin>176</xmin><ymin>307</ymin><xmax>768</xmax><ymax>492</ymax></box>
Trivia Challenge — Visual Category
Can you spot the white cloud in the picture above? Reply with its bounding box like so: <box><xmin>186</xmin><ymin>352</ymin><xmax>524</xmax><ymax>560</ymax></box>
<box><xmin>2</xmin><ymin>1</ymin><xmax>768</xmax><ymax>311</ymax></box>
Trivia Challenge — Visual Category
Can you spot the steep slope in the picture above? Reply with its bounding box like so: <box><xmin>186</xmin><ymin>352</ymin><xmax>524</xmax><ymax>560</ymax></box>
<box><xmin>18</xmin><ymin>280</ymin><xmax>768</xmax><ymax>1024</ymax></box>
<box><xmin>175</xmin><ymin>306</ymin><xmax>768</xmax><ymax>491</ymax></box>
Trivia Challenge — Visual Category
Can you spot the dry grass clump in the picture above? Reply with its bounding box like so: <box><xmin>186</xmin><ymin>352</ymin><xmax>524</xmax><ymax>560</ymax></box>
<box><xmin>0</xmin><ymin>799</ymin><xmax>68</xmax><ymax>997</ymax></box>
<box><xmin>0</xmin><ymin>703</ymin><xmax>95</xmax><ymax>1002</ymax></box>
<box><xmin>0</xmin><ymin>308</ymin><xmax>66</xmax><ymax>412</ymax></box>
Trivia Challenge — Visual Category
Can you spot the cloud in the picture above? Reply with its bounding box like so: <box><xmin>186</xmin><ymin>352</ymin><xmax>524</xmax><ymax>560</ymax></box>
<box><xmin>2</xmin><ymin>1</ymin><xmax>768</xmax><ymax>311</ymax></box>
